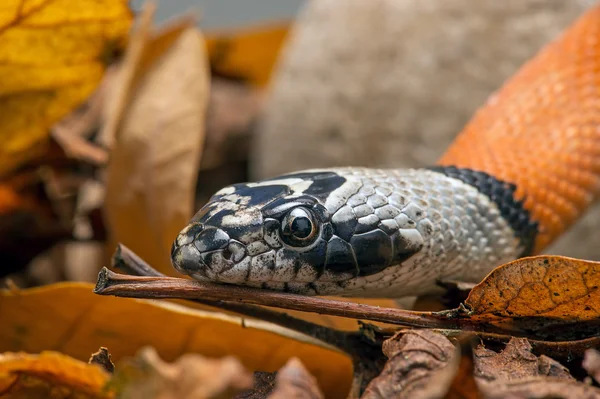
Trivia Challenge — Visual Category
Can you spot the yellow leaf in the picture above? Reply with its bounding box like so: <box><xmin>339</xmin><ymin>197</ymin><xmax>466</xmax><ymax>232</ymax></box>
<box><xmin>0</xmin><ymin>283</ymin><xmax>353</xmax><ymax>398</ymax></box>
<box><xmin>103</xmin><ymin>16</ymin><xmax>210</xmax><ymax>276</ymax></box>
<box><xmin>0</xmin><ymin>0</ymin><xmax>133</xmax><ymax>177</ymax></box>
<box><xmin>205</xmin><ymin>21</ymin><xmax>290</xmax><ymax>87</ymax></box>
<box><xmin>0</xmin><ymin>351</ymin><xmax>111</xmax><ymax>398</ymax></box>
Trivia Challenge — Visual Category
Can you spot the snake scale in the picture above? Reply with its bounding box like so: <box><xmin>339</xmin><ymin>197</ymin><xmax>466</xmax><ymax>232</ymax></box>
<box><xmin>171</xmin><ymin>6</ymin><xmax>600</xmax><ymax>298</ymax></box>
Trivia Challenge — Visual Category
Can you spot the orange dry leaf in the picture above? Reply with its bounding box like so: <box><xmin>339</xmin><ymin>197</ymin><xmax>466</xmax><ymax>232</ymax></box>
<box><xmin>205</xmin><ymin>22</ymin><xmax>290</xmax><ymax>86</ymax></box>
<box><xmin>465</xmin><ymin>255</ymin><xmax>600</xmax><ymax>321</ymax></box>
<box><xmin>0</xmin><ymin>351</ymin><xmax>111</xmax><ymax>398</ymax></box>
<box><xmin>0</xmin><ymin>283</ymin><xmax>353</xmax><ymax>398</ymax></box>
<box><xmin>0</xmin><ymin>0</ymin><xmax>133</xmax><ymax>178</ymax></box>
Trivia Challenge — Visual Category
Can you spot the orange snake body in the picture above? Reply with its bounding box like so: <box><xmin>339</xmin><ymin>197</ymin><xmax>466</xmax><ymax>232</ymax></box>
<box><xmin>439</xmin><ymin>5</ymin><xmax>600</xmax><ymax>254</ymax></box>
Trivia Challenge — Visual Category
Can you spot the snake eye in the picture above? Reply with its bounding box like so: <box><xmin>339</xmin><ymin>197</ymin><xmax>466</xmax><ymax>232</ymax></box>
<box><xmin>281</xmin><ymin>207</ymin><xmax>318</xmax><ymax>246</ymax></box>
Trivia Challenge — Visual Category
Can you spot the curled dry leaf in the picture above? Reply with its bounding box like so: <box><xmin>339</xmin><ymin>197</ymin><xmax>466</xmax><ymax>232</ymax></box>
<box><xmin>482</xmin><ymin>379</ymin><xmax>600</xmax><ymax>399</ymax></box>
<box><xmin>475</xmin><ymin>338</ymin><xmax>572</xmax><ymax>382</ymax></box>
<box><xmin>268</xmin><ymin>358</ymin><xmax>324</xmax><ymax>399</ymax></box>
<box><xmin>89</xmin><ymin>347</ymin><xmax>115</xmax><ymax>374</ymax></box>
<box><xmin>0</xmin><ymin>283</ymin><xmax>353</xmax><ymax>398</ymax></box>
<box><xmin>455</xmin><ymin>331</ymin><xmax>600</xmax><ymax>364</ymax></box>
<box><xmin>0</xmin><ymin>351</ymin><xmax>111</xmax><ymax>398</ymax></box>
<box><xmin>361</xmin><ymin>329</ymin><xmax>457</xmax><ymax>399</ymax></box>
<box><xmin>115</xmin><ymin>346</ymin><xmax>253</xmax><ymax>399</ymax></box>
<box><xmin>104</xmin><ymin>15</ymin><xmax>210</xmax><ymax>275</ymax></box>
<box><xmin>362</xmin><ymin>329</ymin><xmax>590</xmax><ymax>399</ymax></box>
<box><xmin>463</xmin><ymin>255</ymin><xmax>600</xmax><ymax>339</ymax></box>
<box><xmin>0</xmin><ymin>0</ymin><xmax>132</xmax><ymax>177</ymax></box>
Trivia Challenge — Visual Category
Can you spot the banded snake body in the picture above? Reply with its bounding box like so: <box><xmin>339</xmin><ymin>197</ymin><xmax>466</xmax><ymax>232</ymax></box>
<box><xmin>171</xmin><ymin>6</ymin><xmax>600</xmax><ymax>298</ymax></box>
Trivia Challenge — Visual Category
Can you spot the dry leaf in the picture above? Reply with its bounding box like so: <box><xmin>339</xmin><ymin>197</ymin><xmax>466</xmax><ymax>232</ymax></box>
<box><xmin>268</xmin><ymin>358</ymin><xmax>324</xmax><ymax>399</ymax></box>
<box><xmin>361</xmin><ymin>329</ymin><xmax>457</xmax><ymax>399</ymax></box>
<box><xmin>0</xmin><ymin>351</ymin><xmax>112</xmax><ymax>398</ymax></box>
<box><xmin>362</xmin><ymin>329</ymin><xmax>596</xmax><ymax>399</ymax></box>
<box><xmin>104</xmin><ymin>16</ymin><xmax>210</xmax><ymax>275</ymax></box>
<box><xmin>114</xmin><ymin>346</ymin><xmax>253</xmax><ymax>399</ymax></box>
<box><xmin>0</xmin><ymin>0</ymin><xmax>132</xmax><ymax>177</ymax></box>
<box><xmin>482</xmin><ymin>379</ymin><xmax>600</xmax><ymax>399</ymax></box>
<box><xmin>0</xmin><ymin>283</ymin><xmax>353</xmax><ymax>398</ymax></box>
<box><xmin>463</xmin><ymin>256</ymin><xmax>600</xmax><ymax>339</ymax></box>
<box><xmin>475</xmin><ymin>338</ymin><xmax>572</xmax><ymax>382</ymax></box>
<box><xmin>89</xmin><ymin>347</ymin><xmax>115</xmax><ymax>374</ymax></box>
<box><xmin>205</xmin><ymin>22</ymin><xmax>290</xmax><ymax>86</ymax></box>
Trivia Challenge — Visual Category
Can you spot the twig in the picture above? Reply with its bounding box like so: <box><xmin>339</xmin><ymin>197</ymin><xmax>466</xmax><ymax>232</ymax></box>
<box><xmin>111</xmin><ymin>244</ymin><xmax>354</xmax><ymax>350</ymax></box>
<box><xmin>108</xmin><ymin>244</ymin><xmax>391</xmax><ymax>394</ymax></box>
<box><xmin>95</xmin><ymin>266</ymin><xmax>460</xmax><ymax>329</ymax></box>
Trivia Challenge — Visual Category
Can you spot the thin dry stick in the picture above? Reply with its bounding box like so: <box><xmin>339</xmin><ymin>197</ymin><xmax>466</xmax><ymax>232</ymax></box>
<box><xmin>111</xmin><ymin>244</ymin><xmax>355</xmax><ymax>349</ymax></box>
<box><xmin>109</xmin><ymin>244</ymin><xmax>390</xmax><ymax>391</ymax></box>
<box><xmin>95</xmin><ymin>266</ymin><xmax>461</xmax><ymax>330</ymax></box>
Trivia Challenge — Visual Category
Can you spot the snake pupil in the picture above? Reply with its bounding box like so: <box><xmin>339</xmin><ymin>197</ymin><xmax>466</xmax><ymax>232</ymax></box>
<box><xmin>280</xmin><ymin>207</ymin><xmax>318</xmax><ymax>246</ymax></box>
<box><xmin>291</xmin><ymin>217</ymin><xmax>312</xmax><ymax>238</ymax></box>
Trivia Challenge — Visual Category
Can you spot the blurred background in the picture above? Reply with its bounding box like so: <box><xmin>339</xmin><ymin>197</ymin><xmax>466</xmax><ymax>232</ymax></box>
<box><xmin>131</xmin><ymin>0</ymin><xmax>304</xmax><ymax>29</ymax></box>
<box><xmin>1</xmin><ymin>0</ymin><xmax>599</xmax><ymax>291</ymax></box>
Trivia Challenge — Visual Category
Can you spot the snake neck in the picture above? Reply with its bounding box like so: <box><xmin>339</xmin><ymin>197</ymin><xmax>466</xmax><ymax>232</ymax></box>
<box><xmin>317</xmin><ymin>167</ymin><xmax>530</xmax><ymax>296</ymax></box>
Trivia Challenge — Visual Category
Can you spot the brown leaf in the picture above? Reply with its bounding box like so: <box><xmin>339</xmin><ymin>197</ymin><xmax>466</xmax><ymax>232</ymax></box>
<box><xmin>583</xmin><ymin>349</ymin><xmax>600</xmax><ymax>384</ymax></box>
<box><xmin>89</xmin><ymin>347</ymin><xmax>115</xmax><ymax>374</ymax></box>
<box><xmin>362</xmin><ymin>329</ymin><xmax>586</xmax><ymax>399</ymax></box>
<box><xmin>475</xmin><ymin>338</ymin><xmax>572</xmax><ymax>382</ymax></box>
<box><xmin>361</xmin><ymin>329</ymin><xmax>457</xmax><ymax>399</ymax></box>
<box><xmin>463</xmin><ymin>255</ymin><xmax>600</xmax><ymax>339</ymax></box>
<box><xmin>482</xmin><ymin>379</ymin><xmax>600</xmax><ymax>399</ymax></box>
<box><xmin>0</xmin><ymin>351</ymin><xmax>112</xmax><ymax>398</ymax></box>
<box><xmin>500</xmin><ymin>335</ymin><xmax>600</xmax><ymax>364</ymax></box>
<box><xmin>103</xmin><ymin>14</ymin><xmax>210</xmax><ymax>275</ymax></box>
<box><xmin>268</xmin><ymin>358</ymin><xmax>324</xmax><ymax>399</ymax></box>
<box><xmin>0</xmin><ymin>283</ymin><xmax>353</xmax><ymax>398</ymax></box>
<box><xmin>114</xmin><ymin>346</ymin><xmax>253</xmax><ymax>399</ymax></box>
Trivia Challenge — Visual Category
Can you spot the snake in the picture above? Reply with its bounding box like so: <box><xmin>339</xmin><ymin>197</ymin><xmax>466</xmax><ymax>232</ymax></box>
<box><xmin>170</xmin><ymin>6</ymin><xmax>600</xmax><ymax>298</ymax></box>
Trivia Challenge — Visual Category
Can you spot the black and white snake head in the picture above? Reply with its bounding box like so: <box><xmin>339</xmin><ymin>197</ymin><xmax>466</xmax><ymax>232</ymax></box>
<box><xmin>171</xmin><ymin>169</ymin><xmax>430</xmax><ymax>296</ymax></box>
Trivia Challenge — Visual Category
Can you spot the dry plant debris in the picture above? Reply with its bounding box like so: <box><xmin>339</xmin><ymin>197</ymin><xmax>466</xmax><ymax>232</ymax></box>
<box><xmin>2</xmin><ymin>1</ymin><xmax>600</xmax><ymax>399</ymax></box>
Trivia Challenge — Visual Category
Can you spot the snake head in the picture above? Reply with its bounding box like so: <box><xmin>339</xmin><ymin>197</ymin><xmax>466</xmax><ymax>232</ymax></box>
<box><xmin>171</xmin><ymin>170</ymin><xmax>426</xmax><ymax>296</ymax></box>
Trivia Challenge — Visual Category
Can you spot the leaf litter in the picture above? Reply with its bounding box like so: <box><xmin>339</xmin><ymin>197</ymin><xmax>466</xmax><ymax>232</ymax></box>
<box><xmin>2</xmin><ymin>1</ymin><xmax>600</xmax><ymax>398</ymax></box>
